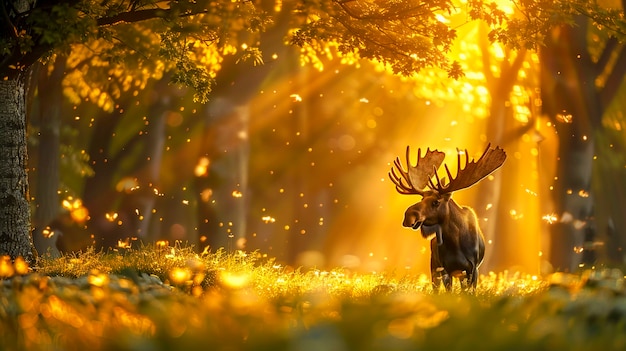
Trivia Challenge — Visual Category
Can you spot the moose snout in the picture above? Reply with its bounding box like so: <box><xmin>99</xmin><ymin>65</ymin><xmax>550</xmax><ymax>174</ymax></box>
<box><xmin>403</xmin><ymin>208</ymin><xmax>423</xmax><ymax>230</ymax></box>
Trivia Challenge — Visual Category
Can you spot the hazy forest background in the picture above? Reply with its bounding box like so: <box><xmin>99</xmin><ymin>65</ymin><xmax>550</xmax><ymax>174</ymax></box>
<box><xmin>5</xmin><ymin>0</ymin><xmax>626</xmax><ymax>275</ymax></box>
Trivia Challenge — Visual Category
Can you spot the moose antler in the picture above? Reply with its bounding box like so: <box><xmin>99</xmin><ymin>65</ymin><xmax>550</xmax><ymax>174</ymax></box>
<box><xmin>389</xmin><ymin>147</ymin><xmax>445</xmax><ymax>195</ymax></box>
<box><xmin>430</xmin><ymin>143</ymin><xmax>506</xmax><ymax>194</ymax></box>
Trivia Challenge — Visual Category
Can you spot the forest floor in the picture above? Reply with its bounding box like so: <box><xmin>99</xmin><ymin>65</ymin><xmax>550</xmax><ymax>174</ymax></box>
<box><xmin>1</xmin><ymin>244</ymin><xmax>625</xmax><ymax>350</ymax></box>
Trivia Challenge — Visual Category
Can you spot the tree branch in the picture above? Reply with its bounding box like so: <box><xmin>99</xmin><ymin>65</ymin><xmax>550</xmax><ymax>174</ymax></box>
<box><xmin>96</xmin><ymin>5</ymin><xmax>211</xmax><ymax>27</ymax></box>
<box><xmin>600</xmin><ymin>45</ymin><xmax>626</xmax><ymax>109</ymax></box>
<box><xmin>334</xmin><ymin>0</ymin><xmax>433</xmax><ymax>21</ymax></box>
<box><xmin>595</xmin><ymin>36</ymin><xmax>618</xmax><ymax>75</ymax></box>
<box><xmin>96</xmin><ymin>8</ymin><xmax>170</xmax><ymax>26</ymax></box>
<box><xmin>0</xmin><ymin>1</ymin><xmax>18</xmax><ymax>40</ymax></box>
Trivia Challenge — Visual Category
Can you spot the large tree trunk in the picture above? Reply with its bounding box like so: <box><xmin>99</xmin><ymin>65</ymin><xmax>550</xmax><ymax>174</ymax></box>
<box><xmin>541</xmin><ymin>18</ymin><xmax>603</xmax><ymax>272</ymax></box>
<box><xmin>0</xmin><ymin>77</ymin><xmax>35</xmax><ymax>262</ymax></box>
<box><xmin>593</xmin><ymin>132</ymin><xmax>626</xmax><ymax>266</ymax></box>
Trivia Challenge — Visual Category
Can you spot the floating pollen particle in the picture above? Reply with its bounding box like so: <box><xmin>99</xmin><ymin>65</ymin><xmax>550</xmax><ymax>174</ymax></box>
<box><xmin>117</xmin><ymin>239</ymin><xmax>131</xmax><ymax>249</ymax></box>
<box><xmin>194</xmin><ymin>157</ymin><xmax>210</xmax><ymax>177</ymax></box>
<box><xmin>105</xmin><ymin>212</ymin><xmax>119</xmax><ymax>222</ymax></box>
<box><xmin>556</xmin><ymin>112</ymin><xmax>573</xmax><ymax>123</ymax></box>
<box><xmin>262</xmin><ymin>216</ymin><xmax>276</xmax><ymax>223</ymax></box>
<box><xmin>542</xmin><ymin>214</ymin><xmax>558</xmax><ymax>224</ymax></box>
<box><xmin>200</xmin><ymin>188</ymin><xmax>213</xmax><ymax>202</ymax></box>
<box><xmin>42</xmin><ymin>226</ymin><xmax>55</xmax><ymax>238</ymax></box>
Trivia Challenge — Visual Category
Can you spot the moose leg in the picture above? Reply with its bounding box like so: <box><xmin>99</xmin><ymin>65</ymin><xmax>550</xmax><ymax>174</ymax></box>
<box><xmin>431</xmin><ymin>269</ymin><xmax>451</xmax><ymax>292</ymax></box>
<box><xmin>431</xmin><ymin>264</ymin><xmax>444</xmax><ymax>291</ymax></box>
<box><xmin>469</xmin><ymin>266</ymin><xmax>479</xmax><ymax>289</ymax></box>
<box><xmin>431</xmin><ymin>268</ymin><xmax>442</xmax><ymax>292</ymax></box>
<box><xmin>442</xmin><ymin>272</ymin><xmax>452</xmax><ymax>291</ymax></box>
<box><xmin>430</xmin><ymin>255</ymin><xmax>446</xmax><ymax>292</ymax></box>
<box><xmin>461</xmin><ymin>266</ymin><xmax>479</xmax><ymax>291</ymax></box>
<box><xmin>433</xmin><ymin>266</ymin><xmax>452</xmax><ymax>291</ymax></box>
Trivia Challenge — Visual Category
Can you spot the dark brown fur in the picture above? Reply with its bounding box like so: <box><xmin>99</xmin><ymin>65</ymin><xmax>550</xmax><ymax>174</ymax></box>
<box><xmin>403</xmin><ymin>191</ymin><xmax>485</xmax><ymax>291</ymax></box>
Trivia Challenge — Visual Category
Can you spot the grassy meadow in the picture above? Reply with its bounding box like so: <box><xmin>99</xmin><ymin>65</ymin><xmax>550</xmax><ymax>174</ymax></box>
<box><xmin>1</xmin><ymin>244</ymin><xmax>625</xmax><ymax>350</ymax></box>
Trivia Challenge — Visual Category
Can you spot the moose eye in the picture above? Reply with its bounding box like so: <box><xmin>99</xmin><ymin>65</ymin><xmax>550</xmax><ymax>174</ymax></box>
<box><xmin>432</xmin><ymin>200</ymin><xmax>440</xmax><ymax>208</ymax></box>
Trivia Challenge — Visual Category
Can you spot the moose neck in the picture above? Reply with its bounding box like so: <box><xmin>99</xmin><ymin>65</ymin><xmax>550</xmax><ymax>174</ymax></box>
<box><xmin>421</xmin><ymin>223</ymin><xmax>443</xmax><ymax>246</ymax></box>
<box><xmin>447</xmin><ymin>197</ymin><xmax>463</xmax><ymax>211</ymax></box>
<box><xmin>423</xmin><ymin>197</ymin><xmax>465</xmax><ymax>246</ymax></box>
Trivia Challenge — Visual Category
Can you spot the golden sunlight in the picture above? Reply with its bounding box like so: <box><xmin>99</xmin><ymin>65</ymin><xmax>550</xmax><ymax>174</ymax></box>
<box><xmin>242</xmin><ymin>0</ymin><xmax>551</xmax><ymax>276</ymax></box>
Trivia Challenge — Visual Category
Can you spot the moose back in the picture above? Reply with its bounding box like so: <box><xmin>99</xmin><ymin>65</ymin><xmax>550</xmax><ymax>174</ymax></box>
<box><xmin>389</xmin><ymin>144</ymin><xmax>506</xmax><ymax>291</ymax></box>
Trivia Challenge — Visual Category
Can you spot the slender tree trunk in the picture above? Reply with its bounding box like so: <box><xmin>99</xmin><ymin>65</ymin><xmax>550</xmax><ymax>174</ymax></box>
<box><xmin>82</xmin><ymin>93</ymin><xmax>149</xmax><ymax>250</ymax></box>
<box><xmin>196</xmin><ymin>98</ymin><xmax>250</xmax><ymax>251</ymax></box>
<box><xmin>195</xmin><ymin>1</ymin><xmax>293</xmax><ymax>252</ymax></box>
<box><xmin>32</xmin><ymin>57</ymin><xmax>65</xmax><ymax>257</ymax></box>
<box><xmin>473</xmin><ymin>28</ymin><xmax>508</xmax><ymax>271</ymax></box>
<box><xmin>474</xmin><ymin>39</ymin><xmax>536</xmax><ymax>272</ymax></box>
<box><xmin>286</xmin><ymin>63</ymin><xmax>328</xmax><ymax>265</ymax></box>
<box><xmin>476</xmin><ymin>87</ymin><xmax>506</xmax><ymax>271</ymax></box>
<box><xmin>130</xmin><ymin>79</ymin><xmax>173</xmax><ymax>242</ymax></box>
<box><xmin>0</xmin><ymin>77</ymin><xmax>35</xmax><ymax>262</ymax></box>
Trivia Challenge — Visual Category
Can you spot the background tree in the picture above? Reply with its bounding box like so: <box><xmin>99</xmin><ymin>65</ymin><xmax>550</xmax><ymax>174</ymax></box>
<box><xmin>541</xmin><ymin>13</ymin><xmax>626</xmax><ymax>271</ymax></box>
<box><xmin>472</xmin><ymin>0</ymin><xmax>626</xmax><ymax>271</ymax></box>
<box><xmin>29</xmin><ymin>56</ymin><xmax>67</xmax><ymax>257</ymax></box>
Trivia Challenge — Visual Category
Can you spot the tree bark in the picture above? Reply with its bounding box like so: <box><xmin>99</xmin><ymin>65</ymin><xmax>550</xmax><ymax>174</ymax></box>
<box><xmin>0</xmin><ymin>77</ymin><xmax>35</xmax><ymax>262</ymax></box>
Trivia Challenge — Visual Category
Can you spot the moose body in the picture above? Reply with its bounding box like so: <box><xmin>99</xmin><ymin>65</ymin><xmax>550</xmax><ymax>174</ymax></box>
<box><xmin>389</xmin><ymin>145</ymin><xmax>505</xmax><ymax>291</ymax></box>
<box><xmin>403</xmin><ymin>191</ymin><xmax>485</xmax><ymax>290</ymax></box>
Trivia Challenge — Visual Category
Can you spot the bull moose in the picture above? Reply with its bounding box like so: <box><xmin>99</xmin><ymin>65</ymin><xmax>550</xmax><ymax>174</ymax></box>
<box><xmin>389</xmin><ymin>144</ymin><xmax>506</xmax><ymax>291</ymax></box>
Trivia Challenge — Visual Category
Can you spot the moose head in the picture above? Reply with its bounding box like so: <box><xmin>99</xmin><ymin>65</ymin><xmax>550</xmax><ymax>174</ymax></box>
<box><xmin>388</xmin><ymin>144</ymin><xmax>506</xmax><ymax>290</ymax></box>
